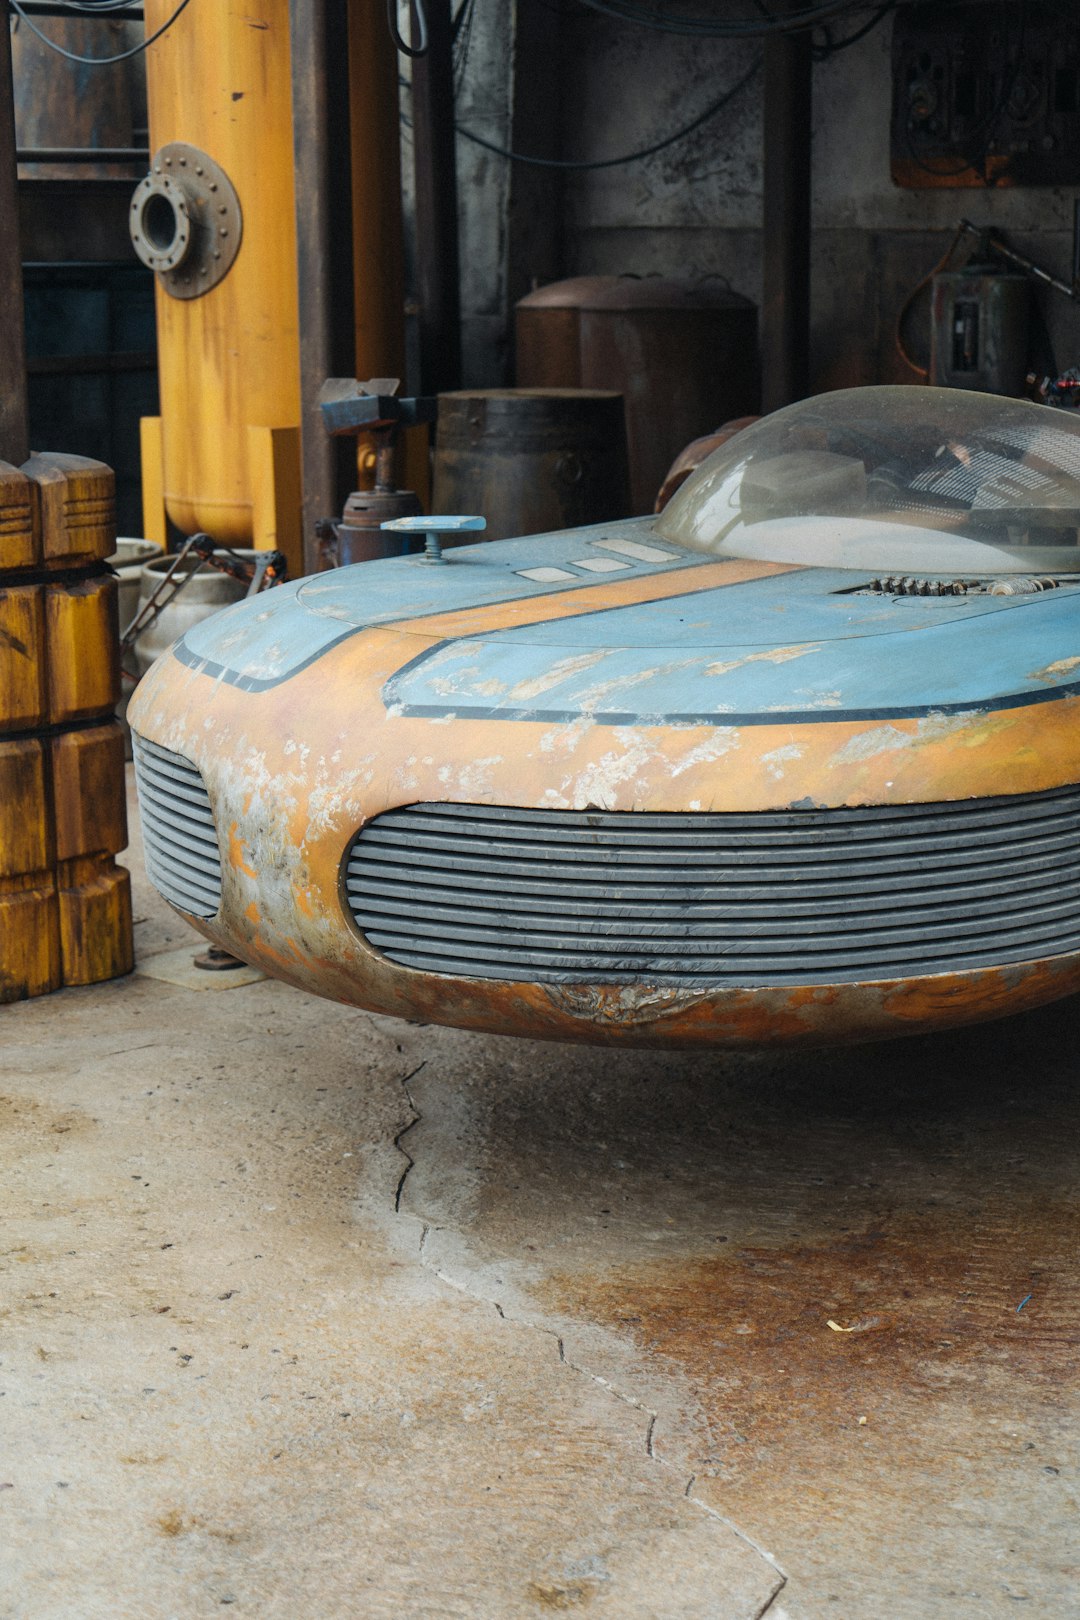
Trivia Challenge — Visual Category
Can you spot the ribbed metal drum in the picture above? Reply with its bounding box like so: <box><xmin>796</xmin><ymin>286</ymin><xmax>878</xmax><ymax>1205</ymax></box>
<box><xmin>345</xmin><ymin>790</ymin><xmax>1080</xmax><ymax>986</ymax></box>
<box><xmin>432</xmin><ymin>389</ymin><xmax>631</xmax><ymax>542</ymax></box>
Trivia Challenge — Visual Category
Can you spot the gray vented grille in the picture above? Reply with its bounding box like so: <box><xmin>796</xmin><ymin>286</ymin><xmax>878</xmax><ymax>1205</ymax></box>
<box><xmin>132</xmin><ymin>734</ymin><xmax>222</xmax><ymax>919</ymax></box>
<box><xmin>344</xmin><ymin>792</ymin><xmax>1080</xmax><ymax>986</ymax></box>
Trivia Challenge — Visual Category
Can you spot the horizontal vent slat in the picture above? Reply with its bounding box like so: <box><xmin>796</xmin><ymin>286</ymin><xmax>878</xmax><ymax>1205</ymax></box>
<box><xmin>345</xmin><ymin>854</ymin><xmax>1080</xmax><ymax>914</ymax></box>
<box><xmin>356</xmin><ymin>892</ymin><xmax>1080</xmax><ymax>956</ymax></box>
<box><xmin>344</xmin><ymin>795</ymin><xmax>1080</xmax><ymax>987</ymax></box>
<box><xmin>374</xmin><ymin>798</ymin><xmax>1080</xmax><ymax>849</ymax></box>
<box><xmin>347</xmin><ymin>824</ymin><xmax>1080</xmax><ymax>887</ymax></box>
<box><xmin>132</xmin><ymin>733</ymin><xmax>222</xmax><ymax>920</ymax></box>
<box><xmin>347</xmin><ymin>871</ymin><xmax>1080</xmax><ymax>935</ymax></box>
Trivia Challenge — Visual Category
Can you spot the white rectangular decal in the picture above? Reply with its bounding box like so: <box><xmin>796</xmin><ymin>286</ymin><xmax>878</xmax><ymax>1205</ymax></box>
<box><xmin>593</xmin><ymin>538</ymin><xmax>680</xmax><ymax>563</ymax></box>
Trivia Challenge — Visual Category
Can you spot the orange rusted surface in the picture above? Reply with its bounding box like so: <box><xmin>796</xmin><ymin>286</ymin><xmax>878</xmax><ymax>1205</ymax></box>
<box><xmin>129</xmin><ymin>572</ymin><xmax>1080</xmax><ymax>1051</ymax></box>
<box><xmin>129</xmin><ymin>532</ymin><xmax>1080</xmax><ymax>1048</ymax></box>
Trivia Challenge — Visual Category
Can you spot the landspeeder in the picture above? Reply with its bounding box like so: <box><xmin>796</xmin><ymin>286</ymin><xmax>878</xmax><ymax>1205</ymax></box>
<box><xmin>131</xmin><ymin>386</ymin><xmax>1080</xmax><ymax>1047</ymax></box>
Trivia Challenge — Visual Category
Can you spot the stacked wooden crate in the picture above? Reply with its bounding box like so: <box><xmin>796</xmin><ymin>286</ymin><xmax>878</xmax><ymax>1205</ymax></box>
<box><xmin>0</xmin><ymin>451</ymin><xmax>133</xmax><ymax>1001</ymax></box>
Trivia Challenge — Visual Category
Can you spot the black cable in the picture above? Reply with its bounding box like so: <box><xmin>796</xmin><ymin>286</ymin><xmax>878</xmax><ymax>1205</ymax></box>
<box><xmin>572</xmin><ymin>0</ymin><xmax>887</xmax><ymax>39</ymax></box>
<box><xmin>44</xmin><ymin>2</ymin><xmax>140</xmax><ymax>11</ymax></box>
<box><xmin>7</xmin><ymin>0</ymin><xmax>191</xmax><ymax>62</ymax></box>
<box><xmin>387</xmin><ymin>0</ymin><xmax>429</xmax><ymax>57</ymax></box>
<box><xmin>813</xmin><ymin>0</ymin><xmax>894</xmax><ymax>58</ymax></box>
<box><xmin>455</xmin><ymin>52</ymin><xmax>761</xmax><ymax>169</ymax></box>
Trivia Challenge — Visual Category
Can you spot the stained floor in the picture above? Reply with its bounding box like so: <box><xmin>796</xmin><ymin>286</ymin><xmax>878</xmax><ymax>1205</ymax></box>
<box><xmin>1</xmin><ymin>772</ymin><xmax>1077</xmax><ymax>1618</ymax></box>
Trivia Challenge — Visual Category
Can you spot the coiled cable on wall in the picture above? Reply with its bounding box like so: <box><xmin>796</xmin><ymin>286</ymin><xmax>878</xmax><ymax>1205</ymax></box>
<box><xmin>454</xmin><ymin>53</ymin><xmax>762</xmax><ymax>170</ymax></box>
<box><xmin>387</xmin><ymin>0</ymin><xmax>429</xmax><ymax>57</ymax></box>
<box><xmin>572</xmin><ymin>0</ymin><xmax>899</xmax><ymax>40</ymax></box>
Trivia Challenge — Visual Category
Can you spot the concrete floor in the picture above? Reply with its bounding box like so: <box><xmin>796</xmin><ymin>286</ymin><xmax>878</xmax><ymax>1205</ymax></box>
<box><xmin>2</xmin><ymin>772</ymin><xmax>1078</xmax><ymax>1619</ymax></box>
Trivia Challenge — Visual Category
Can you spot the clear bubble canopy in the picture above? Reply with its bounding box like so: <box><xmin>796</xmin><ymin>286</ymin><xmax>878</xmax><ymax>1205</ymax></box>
<box><xmin>656</xmin><ymin>386</ymin><xmax>1080</xmax><ymax>576</ymax></box>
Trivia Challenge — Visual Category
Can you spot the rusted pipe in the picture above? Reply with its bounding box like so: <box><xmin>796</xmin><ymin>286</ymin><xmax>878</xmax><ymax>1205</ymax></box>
<box><xmin>761</xmin><ymin>15</ymin><xmax>812</xmax><ymax>413</ymax></box>
<box><xmin>290</xmin><ymin>0</ymin><xmax>357</xmax><ymax>573</ymax></box>
<box><xmin>410</xmin><ymin>0</ymin><xmax>461</xmax><ymax>396</ymax></box>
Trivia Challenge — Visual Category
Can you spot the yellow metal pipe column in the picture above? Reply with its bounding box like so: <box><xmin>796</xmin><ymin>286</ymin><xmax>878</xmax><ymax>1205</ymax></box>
<box><xmin>139</xmin><ymin>0</ymin><xmax>302</xmax><ymax>570</ymax></box>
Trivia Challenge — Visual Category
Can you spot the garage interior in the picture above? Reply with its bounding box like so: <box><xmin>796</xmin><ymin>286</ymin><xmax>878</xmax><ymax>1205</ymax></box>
<box><xmin>3</xmin><ymin>3</ymin><xmax>1080</xmax><ymax>1617</ymax></box>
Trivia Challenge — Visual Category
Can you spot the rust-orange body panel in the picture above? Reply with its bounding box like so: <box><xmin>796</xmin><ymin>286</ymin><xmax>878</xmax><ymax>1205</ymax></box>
<box><xmin>130</xmin><ymin>539</ymin><xmax>1080</xmax><ymax>1048</ymax></box>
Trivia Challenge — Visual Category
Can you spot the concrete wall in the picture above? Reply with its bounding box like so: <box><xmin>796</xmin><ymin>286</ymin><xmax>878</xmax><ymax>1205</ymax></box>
<box><xmin>451</xmin><ymin>3</ymin><xmax>1080</xmax><ymax>395</ymax></box>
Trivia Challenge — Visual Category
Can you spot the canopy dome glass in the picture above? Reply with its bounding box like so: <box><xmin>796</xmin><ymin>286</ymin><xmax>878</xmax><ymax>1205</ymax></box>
<box><xmin>656</xmin><ymin>386</ymin><xmax>1080</xmax><ymax>575</ymax></box>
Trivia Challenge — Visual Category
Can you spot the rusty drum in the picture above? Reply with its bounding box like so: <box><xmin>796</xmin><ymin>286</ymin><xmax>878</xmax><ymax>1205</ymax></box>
<box><xmin>432</xmin><ymin>389</ymin><xmax>631</xmax><ymax>542</ymax></box>
<box><xmin>515</xmin><ymin>276</ymin><xmax>759</xmax><ymax>515</ymax></box>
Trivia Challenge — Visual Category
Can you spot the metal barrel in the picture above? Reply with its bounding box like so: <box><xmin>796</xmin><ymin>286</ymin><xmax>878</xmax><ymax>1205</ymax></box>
<box><xmin>133</xmin><ymin>551</ymin><xmax>257</xmax><ymax>676</ymax></box>
<box><xmin>331</xmin><ymin>488</ymin><xmax>424</xmax><ymax>566</ymax></box>
<box><xmin>432</xmin><ymin>389</ymin><xmax>631</xmax><ymax>542</ymax></box>
<box><xmin>515</xmin><ymin>277</ymin><xmax>759</xmax><ymax>515</ymax></box>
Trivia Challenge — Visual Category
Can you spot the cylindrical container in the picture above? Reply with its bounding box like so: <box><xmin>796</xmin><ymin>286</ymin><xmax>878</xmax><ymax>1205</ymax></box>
<box><xmin>0</xmin><ymin>737</ymin><xmax>60</xmax><ymax>1002</ymax></box>
<box><xmin>108</xmin><ymin>537</ymin><xmax>164</xmax><ymax>637</ymax></box>
<box><xmin>331</xmin><ymin>489</ymin><xmax>424</xmax><ymax>565</ymax></box>
<box><xmin>138</xmin><ymin>0</ymin><xmax>301</xmax><ymax>542</ymax></box>
<box><xmin>516</xmin><ymin>277</ymin><xmax>759</xmax><ymax>515</ymax></box>
<box><xmin>108</xmin><ymin>539</ymin><xmax>163</xmax><ymax>755</ymax></box>
<box><xmin>0</xmin><ymin>584</ymin><xmax>47</xmax><ymax>733</ymax></box>
<box><xmin>433</xmin><ymin>390</ymin><xmax>631</xmax><ymax>542</ymax></box>
<box><xmin>0</xmin><ymin>736</ymin><xmax>52</xmax><ymax>880</ymax></box>
<box><xmin>45</xmin><ymin>572</ymin><xmax>120</xmax><ymax>725</ymax></box>
<box><xmin>134</xmin><ymin>551</ymin><xmax>256</xmax><ymax>675</ymax></box>
<box><xmin>0</xmin><ymin>884</ymin><xmax>61</xmax><ymax>1002</ymax></box>
<box><xmin>24</xmin><ymin>452</ymin><xmax>115</xmax><ymax>570</ymax></box>
<box><xmin>0</xmin><ymin>463</ymin><xmax>36</xmax><ymax>572</ymax></box>
<box><xmin>51</xmin><ymin>722</ymin><xmax>132</xmax><ymax>987</ymax></box>
<box><xmin>930</xmin><ymin>270</ymin><xmax>1030</xmax><ymax>397</ymax></box>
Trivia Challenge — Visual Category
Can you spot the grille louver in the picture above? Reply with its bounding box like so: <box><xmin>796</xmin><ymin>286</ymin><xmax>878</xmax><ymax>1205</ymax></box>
<box><xmin>132</xmin><ymin>734</ymin><xmax>222</xmax><ymax>919</ymax></box>
<box><xmin>344</xmin><ymin>793</ymin><xmax>1080</xmax><ymax>986</ymax></box>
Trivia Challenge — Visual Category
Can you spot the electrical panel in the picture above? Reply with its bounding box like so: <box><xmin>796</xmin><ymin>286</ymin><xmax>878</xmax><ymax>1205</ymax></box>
<box><xmin>891</xmin><ymin>1</ymin><xmax>1080</xmax><ymax>188</ymax></box>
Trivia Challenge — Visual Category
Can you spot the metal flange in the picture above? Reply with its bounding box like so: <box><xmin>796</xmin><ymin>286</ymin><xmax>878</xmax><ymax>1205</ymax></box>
<box><xmin>129</xmin><ymin>142</ymin><xmax>243</xmax><ymax>300</ymax></box>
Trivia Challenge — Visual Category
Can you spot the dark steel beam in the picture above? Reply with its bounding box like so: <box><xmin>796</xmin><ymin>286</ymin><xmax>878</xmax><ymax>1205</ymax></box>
<box><xmin>410</xmin><ymin>0</ymin><xmax>461</xmax><ymax>396</ymax></box>
<box><xmin>761</xmin><ymin>19</ymin><xmax>812</xmax><ymax>413</ymax></box>
<box><xmin>17</xmin><ymin>147</ymin><xmax>149</xmax><ymax>164</ymax></box>
<box><xmin>0</xmin><ymin>14</ymin><xmax>29</xmax><ymax>466</ymax></box>
<box><xmin>290</xmin><ymin>0</ymin><xmax>357</xmax><ymax>574</ymax></box>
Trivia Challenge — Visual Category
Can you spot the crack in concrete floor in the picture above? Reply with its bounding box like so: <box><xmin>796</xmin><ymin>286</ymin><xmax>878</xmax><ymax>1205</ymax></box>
<box><xmin>5</xmin><ymin>773</ymin><xmax>1076</xmax><ymax>1618</ymax></box>
<box><xmin>392</xmin><ymin>1063</ymin><xmax>793</xmax><ymax>1614</ymax></box>
<box><xmin>0</xmin><ymin>777</ymin><xmax>783</xmax><ymax>1620</ymax></box>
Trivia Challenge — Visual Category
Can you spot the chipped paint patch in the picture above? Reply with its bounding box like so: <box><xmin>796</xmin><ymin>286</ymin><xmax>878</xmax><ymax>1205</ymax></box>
<box><xmin>761</xmin><ymin>743</ymin><xmax>804</xmax><ymax>781</ymax></box>
<box><xmin>831</xmin><ymin>713</ymin><xmax>971</xmax><ymax>766</ymax></box>
<box><xmin>706</xmin><ymin>645</ymin><xmax>819</xmax><ymax>677</ymax></box>
<box><xmin>505</xmin><ymin>650</ymin><xmax>609</xmax><ymax>704</ymax></box>
<box><xmin>1030</xmin><ymin>654</ymin><xmax>1080</xmax><ymax>683</ymax></box>
<box><xmin>572</xmin><ymin>657</ymin><xmax>704</xmax><ymax>715</ymax></box>
<box><xmin>545</xmin><ymin>984</ymin><xmax>715</xmax><ymax>1025</ymax></box>
<box><xmin>228</xmin><ymin>822</ymin><xmax>258</xmax><ymax>879</ymax></box>
<box><xmin>668</xmin><ymin>730</ymin><xmax>742</xmax><ymax>778</ymax></box>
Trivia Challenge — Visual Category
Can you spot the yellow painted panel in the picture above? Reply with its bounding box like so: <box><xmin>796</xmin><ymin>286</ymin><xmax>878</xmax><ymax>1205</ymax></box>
<box><xmin>144</xmin><ymin>0</ymin><xmax>301</xmax><ymax>544</ymax></box>
<box><xmin>248</xmin><ymin>424</ymin><xmax>302</xmax><ymax>578</ymax></box>
<box><xmin>139</xmin><ymin>416</ymin><xmax>168</xmax><ymax>549</ymax></box>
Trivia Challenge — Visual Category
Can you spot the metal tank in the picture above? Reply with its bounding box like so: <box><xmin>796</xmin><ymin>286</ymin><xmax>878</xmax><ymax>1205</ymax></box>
<box><xmin>133</xmin><ymin>0</ymin><xmax>301</xmax><ymax>560</ymax></box>
<box><xmin>515</xmin><ymin>276</ymin><xmax>759</xmax><ymax>514</ymax></box>
<box><xmin>133</xmin><ymin>551</ymin><xmax>257</xmax><ymax>677</ymax></box>
<box><xmin>432</xmin><ymin>389</ymin><xmax>631</xmax><ymax>542</ymax></box>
